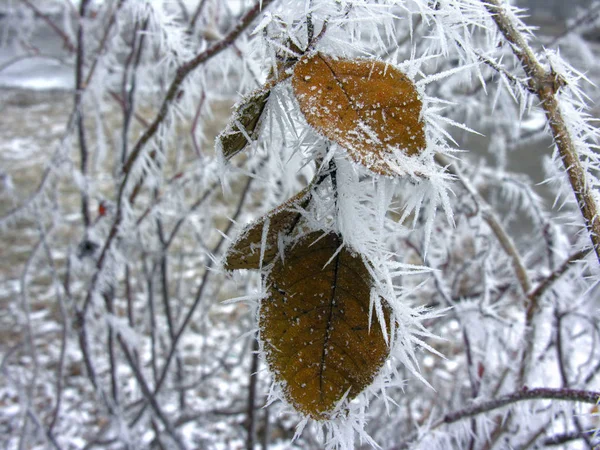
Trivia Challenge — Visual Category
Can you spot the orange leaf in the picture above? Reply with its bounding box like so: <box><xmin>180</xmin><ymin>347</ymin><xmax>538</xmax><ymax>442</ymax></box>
<box><xmin>292</xmin><ymin>53</ymin><xmax>425</xmax><ymax>176</ymax></box>
<box><xmin>260</xmin><ymin>231</ymin><xmax>390</xmax><ymax>419</ymax></box>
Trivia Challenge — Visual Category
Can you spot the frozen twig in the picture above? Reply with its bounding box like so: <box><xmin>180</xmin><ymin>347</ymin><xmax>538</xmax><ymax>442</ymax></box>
<box><xmin>395</xmin><ymin>387</ymin><xmax>600</xmax><ymax>449</ymax></box>
<box><xmin>117</xmin><ymin>336</ymin><xmax>187</xmax><ymax>450</ymax></box>
<box><xmin>77</xmin><ymin>1</ymin><xmax>273</xmax><ymax>386</ymax></box>
<box><xmin>526</xmin><ymin>247</ymin><xmax>592</xmax><ymax>317</ymax></box>
<box><xmin>555</xmin><ymin>310</ymin><xmax>595</xmax><ymax>449</ymax></box>
<box><xmin>437</xmin><ymin>154</ymin><xmax>535</xmax><ymax>385</ymax></box>
<box><xmin>443</xmin><ymin>387</ymin><xmax>600</xmax><ymax>421</ymax></box>
<box><xmin>91</xmin><ymin>0</ymin><xmax>275</xmax><ymax>279</ymax></box>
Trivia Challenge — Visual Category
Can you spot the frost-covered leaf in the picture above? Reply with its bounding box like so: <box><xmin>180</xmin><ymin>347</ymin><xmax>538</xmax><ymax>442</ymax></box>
<box><xmin>223</xmin><ymin>185</ymin><xmax>311</xmax><ymax>270</ymax></box>
<box><xmin>217</xmin><ymin>88</ymin><xmax>270</xmax><ymax>160</ymax></box>
<box><xmin>260</xmin><ymin>231</ymin><xmax>390</xmax><ymax>420</ymax></box>
<box><xmin>292</xmin><ymin>53</ymin><xmax>426</xmax><ymax>176</ymax></box>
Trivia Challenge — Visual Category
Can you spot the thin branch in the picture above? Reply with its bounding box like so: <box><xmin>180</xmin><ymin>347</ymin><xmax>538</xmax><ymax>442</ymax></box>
<box><xmin>436</xmin><ymin>154</ymin><xmax>534</xmax><ymax>385</ymax></box>
<box><xmin>443</xmin><ymin>388</ymin><xmax>600</xmax><ymax>423</ymax></box>
<box><xmin>189</xmin><ymin>0</ymin><xmax>209</xmax><ymax>33</ymax></box>
<box><xmin>117</xmin><ymin>336</ymin><xmax>187</xmax><ymax>450</ymax></box>
<box><xmin>129</xmin><ymin>174</ymin><xmax>255</xmax><ymax>427</ymax></box>
<box><xmin>543</xmin><ymin>430</ymin><xmax>599</xmax><ymax>447</ymax></box>
<box><xmin>19</xmin><ymin>0</ymin><xmax>76</xmax><ymax>52</ymax></box>
<box><xmin>547</xmin><ymin>2</ymin><xmax>600</xmax><ymax>48</ymax></box>
<box><xmin>120</xmin><ymin>0</ymin><xmax>275</xmax><ymax>180</ymax></box>
<box><xmin>83</xmin><ymin>0</ymin><xmax>127</xmax><ymax>88</ymax></box>
<box><xmin>78</xmin><ymin>0</ymin><xmax>273</xmax><ymax>374</ymax></box>
<box><xmin>555</xmin><ymin>310</ymin><xmax>595</xmax><ymax>449</ymax></box>
<box><xmin>526</xmin><ymin>247</ymin><xmax>592</xmax><ymax>310</ymax></box>
<box><xmin>246</xmin><ymin>338</ymin><xmax>260</xmax><ymax>450</ymax></box>
<box><xmin>190</xmin><ymin>91</ymin><xmax>206</xmax><ymax>158</ymax></box>
<box><xmin>75</xmin><ymin>0</ymin><xmax>92</xmax><ymax>228</ymax></box>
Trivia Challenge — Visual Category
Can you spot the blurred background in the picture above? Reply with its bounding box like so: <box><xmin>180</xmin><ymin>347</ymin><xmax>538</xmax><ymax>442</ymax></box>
<box><xmin>0</xmin><ymin>0</ymin><xmax>598</xmax><ymax>90</ymax></box>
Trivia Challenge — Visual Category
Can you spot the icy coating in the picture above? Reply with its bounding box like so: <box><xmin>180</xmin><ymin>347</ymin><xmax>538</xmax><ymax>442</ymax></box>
<box><xmin>217</xmin><ymin>88</ymin><xmax>270</xmax><ymax>160</ymax></box>
<box><xmin>259</xmin><ymin>231</ymin><xmax>390</xmax><ymax>420</ymax></box>
<box><xmin>292</xmin><ymin>53</ymin><xmax>426</xmax><ymax>176</ymax></box>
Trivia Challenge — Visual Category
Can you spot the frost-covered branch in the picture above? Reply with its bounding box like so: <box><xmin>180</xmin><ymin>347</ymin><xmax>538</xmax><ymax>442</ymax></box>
<box><xmin>19</xmin><ymin>0</ymin><xmax>76</xmax><ymax>52</ymax></box>
<box><xmin>437</xmin><ymin>154</ymin><xmax>532</xmax><ymax>294</ymax></box>
<box><xmin>526</xmin><ymin>247</ymin><xmax>592</xmax><ymax>317</ymax></box>
<box><xmin>397</xmin><ymin>388</ymin><xmax>600</xmax><ymax>449</ymax></box>
<box><xmin>483</xmin><ymin>0</ymin><xmax>600</xmax><ymax>264</ymax></box>
<box><xmin>443</xmin><ymin>387</ymin><xmax>600</xmax><ymax>423</ymax></box>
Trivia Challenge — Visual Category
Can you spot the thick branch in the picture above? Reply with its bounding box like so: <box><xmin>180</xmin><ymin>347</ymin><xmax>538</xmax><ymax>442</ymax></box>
<box><xmin>483</xmin><ymin>0</ymin><xmax>600</xmax><ymax>264</ymax></box>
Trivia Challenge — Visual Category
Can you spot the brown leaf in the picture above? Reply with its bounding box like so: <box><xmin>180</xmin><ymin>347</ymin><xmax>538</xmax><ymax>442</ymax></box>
<box><xmin>292</xmin><ymin>53</ymin><xmax>425</xmax><ymax>176</ymax></box>
<box><xmin>260</xmin><ymin>231</ymin><xmax>390</xmax><ymax>419</ymax></box>
<box><xmin>223</xmin><ymin>186</ymin><xmax>311</xmax><ymax>270</ymax></box>
<box><xmin>217</xmin><ymin>89</ymin><xmax>270</xmax><ymax>160</ymax></box>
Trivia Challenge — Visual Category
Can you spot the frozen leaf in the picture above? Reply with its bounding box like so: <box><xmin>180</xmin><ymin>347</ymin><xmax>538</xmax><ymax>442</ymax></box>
<box><xmin>292</xmin><ymin>53</ymin><xmax>426</xmax><ymax>176</ymax></box>
<box><xmin>223</xmin><ymin>186</ymin><xmax>311</xmax><ymax>270</ymax></box>
<box><xmin>260</xmin><ymin>231</ymin><xmax>391</xmax><ymax>419</ymax></box>
<box><xmin>217</xmin><ymin>88</ymin><xmax>270</xmax><ymax>160</ymax></box>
